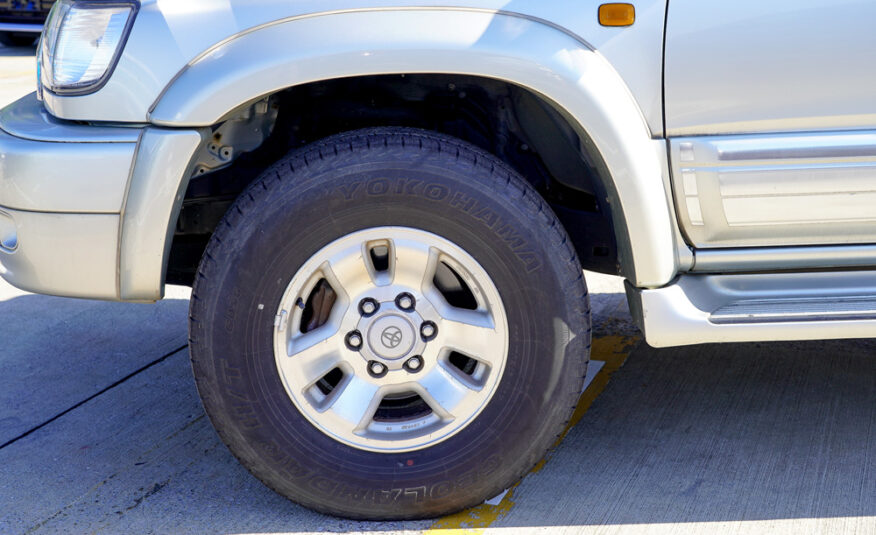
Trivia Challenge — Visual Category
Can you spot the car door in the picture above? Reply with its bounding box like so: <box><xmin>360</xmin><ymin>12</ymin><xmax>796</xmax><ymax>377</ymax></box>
<box><xmin>664</xmin><ymin>0</ymin><xmax>876</xmax><ymax>248</ymax></box>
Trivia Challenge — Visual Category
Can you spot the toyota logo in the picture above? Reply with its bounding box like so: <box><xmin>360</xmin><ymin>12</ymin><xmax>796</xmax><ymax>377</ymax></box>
<box><xmin>381</xmin><ymin>326</ymin><xmax>404</xmax><ymax>349</ymax></box>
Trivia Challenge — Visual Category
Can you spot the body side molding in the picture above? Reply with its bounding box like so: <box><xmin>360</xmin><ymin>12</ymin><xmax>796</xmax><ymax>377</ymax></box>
<box><xmin>671</xmin><ymin>132</ymin><xmax>876</xmax><ymax>248</ymax></box>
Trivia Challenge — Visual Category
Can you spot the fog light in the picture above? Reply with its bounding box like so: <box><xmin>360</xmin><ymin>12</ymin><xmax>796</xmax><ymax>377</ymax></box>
<box><xmin>0</xmin><ymin>211</ymin><xmax>18</xmax><ymax>252</ymax></box>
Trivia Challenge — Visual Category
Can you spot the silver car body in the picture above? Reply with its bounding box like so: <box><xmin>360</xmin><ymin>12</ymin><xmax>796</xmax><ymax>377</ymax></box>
<box><xmin>2</xmin><ymin>0</ymin><xmax>876</xmax><ymax>347</ymax></box>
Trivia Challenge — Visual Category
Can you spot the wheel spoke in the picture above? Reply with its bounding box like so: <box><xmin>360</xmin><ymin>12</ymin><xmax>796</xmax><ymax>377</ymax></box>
<box><xmin>280</xmin><ymin>327</ymin><xmax>345</xmax><ymax>388</ymax></box>
<box><xmin>391</xmin><ymin>238</ymin><xmax>436</xmax><ymax>292</ymax></box>
<box><xmin>327</xmin><ymin>375</ymin><xmax>382</xmax><ymax>432</ymax></box>
<box><xmin>438</xmin><ymin>309</ymin><xmax>504</xmax><ymax>365</ymax></box>
<box><xmin>416</xmin><ymin>364</ymin><xmax>479</xmax><ymax>421</ymax></box>
<box><xmin>323</xmin><ymin>250</ymin><xmax>374</xmax><ymax>300</ymax></box>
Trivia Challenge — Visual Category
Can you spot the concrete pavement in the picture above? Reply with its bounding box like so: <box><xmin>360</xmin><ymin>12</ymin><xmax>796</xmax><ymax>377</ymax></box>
<box><xmin>0</xmin><ymin>44</ymin><xmax>36</xmax><ymax>106</ymax></box>
<box><xmin>2</xmin><ymin>42</ymin><xmax>875</xmax><ymax>534</ymax></box>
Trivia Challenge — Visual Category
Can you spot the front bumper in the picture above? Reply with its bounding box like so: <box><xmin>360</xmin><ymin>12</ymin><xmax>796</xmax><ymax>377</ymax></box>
<box><xmin>0</xmin><ymin>206</ymin><xmax>119</xmax><ymax>299</ymax></box>
<box><xmin>0</xmin><ymin>93</ymin><xmax>203</xmax><ymax>301</ymax></box>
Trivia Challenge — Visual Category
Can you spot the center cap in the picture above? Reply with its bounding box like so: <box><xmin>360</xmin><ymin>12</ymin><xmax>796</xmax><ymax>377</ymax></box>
<box><xmin>367</xmin><ymin>314</ymin><xmax>416</xmax><ymax>360</ymax></box>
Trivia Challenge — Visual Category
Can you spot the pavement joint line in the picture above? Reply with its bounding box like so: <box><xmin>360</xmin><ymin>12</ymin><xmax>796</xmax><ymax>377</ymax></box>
<box><xmin>0</xmin><ymin>343</ymin><xmax>189</xmax><ymax>451</ymax></box>
<box><xmin>427</xmin><ymin>334</ymin><xmax>641</xmax><ymax>533</ymax></box>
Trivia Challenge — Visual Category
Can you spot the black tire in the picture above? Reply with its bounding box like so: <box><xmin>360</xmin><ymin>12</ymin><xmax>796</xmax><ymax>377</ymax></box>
<box><xmin>0</xmin><ymin>32</ymin><xmax>37</xmax><ymax>48</ymax></box>
<box><xmin>189</xmin><ymin>128</ymin><xmax>591</xmax><ymax>519</ymax></box>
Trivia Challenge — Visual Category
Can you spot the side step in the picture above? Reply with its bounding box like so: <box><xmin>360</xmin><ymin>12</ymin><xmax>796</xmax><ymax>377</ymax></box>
<box><xmin>627</xmin><ymin>271</ymin><xmax>876</xmax><ymax>347</ymax></box>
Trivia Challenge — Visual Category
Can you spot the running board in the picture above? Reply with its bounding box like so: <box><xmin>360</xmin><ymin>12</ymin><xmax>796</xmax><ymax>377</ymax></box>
<box><xmin>626</xmin><ymin>271</ymin><xmax>876</xmax><ymax>347</ymax></box>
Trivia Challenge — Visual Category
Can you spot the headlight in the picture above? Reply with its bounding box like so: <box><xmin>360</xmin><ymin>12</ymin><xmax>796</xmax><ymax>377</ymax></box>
<box><xmin>39</xmin><ymin>1</ymin><xmax>139</xmax><ymax>96</ymax></box>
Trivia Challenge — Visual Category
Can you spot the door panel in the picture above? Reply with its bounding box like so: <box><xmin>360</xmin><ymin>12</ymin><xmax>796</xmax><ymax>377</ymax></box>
<box><xmin>665</xmin><ymin>0</ymin><xmax>876</xmax><ymax>136</ymax></box>
<box><xmin>666</xmin><ymin>0</ymin><xmax>876</xmax><ymax>248</ymax></box>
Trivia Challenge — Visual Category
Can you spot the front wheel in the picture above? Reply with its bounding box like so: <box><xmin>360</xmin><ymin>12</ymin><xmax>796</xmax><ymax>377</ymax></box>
<box><xmin>189</xmin><ymin>128</ymin><xmax>590</xmax><ymax>519</ymax></box>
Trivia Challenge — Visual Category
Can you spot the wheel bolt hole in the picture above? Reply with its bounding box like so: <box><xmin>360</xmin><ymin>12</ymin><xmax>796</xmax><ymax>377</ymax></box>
<box><xmin>395</xmin><ymin>292</ymin><xmax>416</xmax><ymax>312</ymax></box>
<box><xmin>367</xmin><ymin>361</ymin><xmax>388</xmax><ymax>378</ymax></box>
<box><xmin>420</xmin><ymin>321</ymin><xmax>437</xmax><ymax>341</ymax></box>
<box><xmin>403</xmin><ymin>356</ymin><xmax>424</xmax><ymax>373</ymax></box>
<box><xmin>345</xmin><ymin>331</ymin><xmax>363</xmax><ymax>350</ymax></box>
<box><xmin>358</xmin><ymin>298</ymin><xmax>379</xmax><ymax>317</ymax></box>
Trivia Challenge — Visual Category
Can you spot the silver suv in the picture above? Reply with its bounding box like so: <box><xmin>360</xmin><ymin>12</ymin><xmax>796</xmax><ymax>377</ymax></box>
<box><xmin>1</xmin><ymin>0</ymin><xmax>874</xmax><ymax>520</ymax></box>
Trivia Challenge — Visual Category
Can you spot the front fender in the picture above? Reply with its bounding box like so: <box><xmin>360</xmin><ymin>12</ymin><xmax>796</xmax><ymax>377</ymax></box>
<box><xmin>149</xmin><ymin>9</ymin><xmax>678</xmax><ymax>287</ymax></box>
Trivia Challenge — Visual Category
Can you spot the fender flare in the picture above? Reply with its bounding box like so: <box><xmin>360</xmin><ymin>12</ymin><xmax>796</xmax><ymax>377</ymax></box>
<box><xmin>145</xmin><ymin>8</ymin><xmax>678</xmax><ymax>288</ymax></box>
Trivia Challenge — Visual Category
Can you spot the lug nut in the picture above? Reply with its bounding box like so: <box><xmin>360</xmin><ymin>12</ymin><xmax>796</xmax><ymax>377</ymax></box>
<box><xmin>368</xmin><ymin>361</ymin><xmax>388</xmax><ymax>378</ymax></box>
<box><xmin>358</xmin><ymin>298</ymin><xmax>379</xmax><ymax>317</ymax></box>
<box><xmin>420</xmin><ymin>321</ymin><xmax>437</xmax><ymax>341</ymax></box>
<box><xmin>404</xmin><ymin>355</ymin><xmax>424</xmax><ymax>373</ymax></box>
<box><xmin>395</xmin><ymin>292</ymin><xmax>416</xmax><ymax>311</ymax></box>
<box><xmin>345</xmin><ymin>331</ymin><xmax>363</xmax><ymax>350</ymax></box>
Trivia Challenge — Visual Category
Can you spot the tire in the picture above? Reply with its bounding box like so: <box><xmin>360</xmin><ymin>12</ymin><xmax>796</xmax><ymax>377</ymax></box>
<box><xmin>0</xmin><ymin>32</ymin><xmax>37</xmax><ymax>48</ymax></box>
<box><xmin>189</xmin><ymin>128</ymin><xmax>590</xmax><ymax>519</ymax></box>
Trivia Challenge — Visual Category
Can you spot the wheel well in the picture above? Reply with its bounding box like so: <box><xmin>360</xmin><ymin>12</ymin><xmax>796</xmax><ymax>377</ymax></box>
<box><xmin>167</xmin><ymin>74</ymin><xmax>619</xmax><ymax>285</ymax></box>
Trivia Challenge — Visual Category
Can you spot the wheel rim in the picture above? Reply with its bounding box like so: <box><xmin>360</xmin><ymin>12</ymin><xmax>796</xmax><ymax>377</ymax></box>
<box><xmin>273</xmin><ymin>226</ymin><xmax>509</xmax><ymax>453</ymax></box>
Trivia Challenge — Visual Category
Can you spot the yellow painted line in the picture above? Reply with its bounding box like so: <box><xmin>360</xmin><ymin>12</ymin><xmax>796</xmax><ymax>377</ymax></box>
<box><xmin>428</xmin><ymin>334</ymin><xmax>640</xmax><ymax>533</ymax></box>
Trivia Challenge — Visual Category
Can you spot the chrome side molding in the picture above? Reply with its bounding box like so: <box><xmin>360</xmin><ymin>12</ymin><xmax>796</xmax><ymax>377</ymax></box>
<box><xmin>711</xmin><ymin>296</ymin><xmax>876</xmax><ymax>324</ymax></box>
<box><xmin>692</xmin><ymin>243</ymin><xmax>876</xmax><ymax>272</ymax></box>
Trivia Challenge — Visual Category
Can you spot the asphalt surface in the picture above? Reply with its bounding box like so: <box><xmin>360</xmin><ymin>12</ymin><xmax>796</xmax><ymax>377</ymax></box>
<box><xmin>2</xmin><ymin>43</ymin><xmax>875</xmax><ymax>534</ymax></box>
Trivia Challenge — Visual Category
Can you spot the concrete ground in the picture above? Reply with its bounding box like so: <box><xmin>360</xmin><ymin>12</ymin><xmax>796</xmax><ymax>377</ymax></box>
<box><xmin>0</xmin><ymin>43</ymin><xmax>37</xmax><ymax>106</ymax></box>
<box><xmin>2</xmin><ymin>43</ymin><xmax>875</xmax><ymax>535</ymax></box>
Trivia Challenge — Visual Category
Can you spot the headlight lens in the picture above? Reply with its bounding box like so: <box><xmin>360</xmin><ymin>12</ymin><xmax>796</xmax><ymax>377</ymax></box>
<box><xmin>39</xmin><ymin>1</ymin><xmax>139</xmax><ymax>96</ymax></box>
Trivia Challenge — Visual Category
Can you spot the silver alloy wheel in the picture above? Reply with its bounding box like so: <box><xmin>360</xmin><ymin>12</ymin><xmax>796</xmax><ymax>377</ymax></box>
<box><xmin>273</xmin><ymin>227</ymin><xmax>509</xmax><ymax>452</ymax></box>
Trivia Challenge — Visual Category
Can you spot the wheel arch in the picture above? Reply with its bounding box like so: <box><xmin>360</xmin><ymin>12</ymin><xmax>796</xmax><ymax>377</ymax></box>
<box><xmin>146</xmin><ymin>8</ymin><xmax>678</xmax><ymax>293</ymax></box>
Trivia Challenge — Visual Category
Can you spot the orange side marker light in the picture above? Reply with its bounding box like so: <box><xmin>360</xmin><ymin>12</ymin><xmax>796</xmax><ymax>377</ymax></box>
<box><xmin>599</xmin><ymin>3</ymin><xmax>635</xmax><ymax>27</ymax></box>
